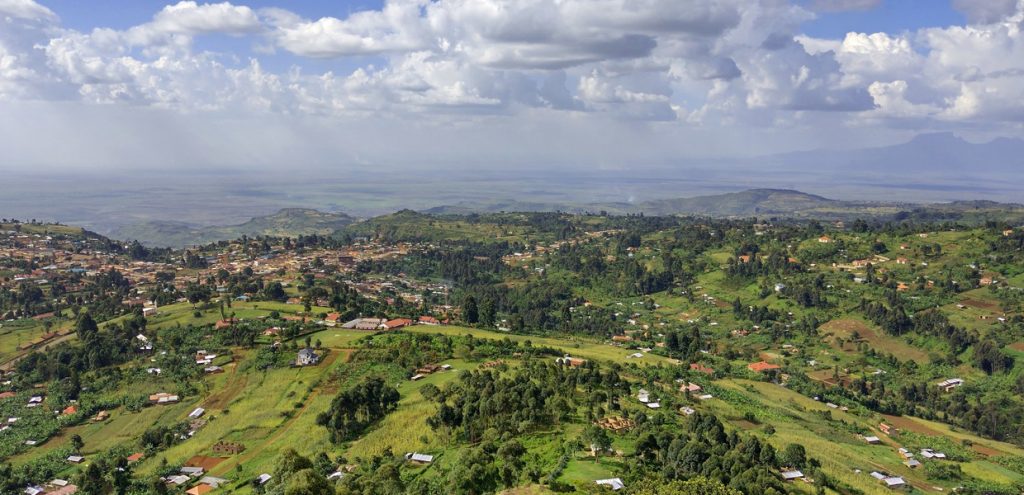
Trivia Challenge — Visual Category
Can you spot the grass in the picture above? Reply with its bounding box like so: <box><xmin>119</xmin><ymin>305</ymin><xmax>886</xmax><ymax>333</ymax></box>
<box><xmin>344</xmin><ymin>359</ymin><xmax>468</xmax><ymax>459</ymax></box>
<box><xmin>819</xmin><ymin>317</ymin><xmax>930</xmax><ymax>363</ymax></box>
<box><xmin>403</xmin><ymin>325</ymin><xmax>674</xmax><ymax>366</ymax></box>
<box><xmin>696</xmin><ymin>378</ymin><xmax>1024</xmax><ymax>494</ymax></box>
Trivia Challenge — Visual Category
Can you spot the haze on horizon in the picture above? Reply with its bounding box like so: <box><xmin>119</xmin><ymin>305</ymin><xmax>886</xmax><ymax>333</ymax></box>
<box><xmin>1</xmin><ymin>0</ymin><xmax>1024</xmax><ymax>229</ymax></box>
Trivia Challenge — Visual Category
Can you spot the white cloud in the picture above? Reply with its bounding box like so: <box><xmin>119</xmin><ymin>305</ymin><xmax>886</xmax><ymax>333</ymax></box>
<box><xmin>951</xmin><ymin>0</ymin><xmax>1020</xmax><ymax>24</ymax></box>
<box><xmin>0</xmin><ymin>0</ymin><xmax>1022</xmax><ymax>171</ymax></box>
<box><xmin>0</xmin><ymin>0</ymin><xmax>55</xmax><ymax>21</ymax></box>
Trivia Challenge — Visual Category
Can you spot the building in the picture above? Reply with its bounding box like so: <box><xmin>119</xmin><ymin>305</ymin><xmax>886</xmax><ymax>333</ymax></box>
<box><xmin>748</xmin><ymin>361</ymin><xmax>781</xmax><ymax>373</ymax></box>
<box><xmin>185</xmin><ymin>484</ymin><xmax>213</xmax><ymax>495</ymax></box>
<box><xmin>637</xmin><ymin>389</ymin><xmax>650</xmax><ymax>403</ymax></box>
<box><xmin>384</xmin><ymin>318</ymin><xmax>413</xmax><ymax>329</ymax></box>
<box><xmin>595</xmin><ymin>478</ymin><xmax>625</xmax><ymax>491</ymax></box>
<box><xmin>780</xmin><ymin>470</ymin><xmax>804</xmax><ymax>481</ymax></box>
<box><xmin>212</xmin><ymin>441</ymin><xmax>246</xmax><ymax>455</ymax></box>
<box><xmin>405</xmin><ymin>452</ymin><xmax>433</xmax><ymax>464</ymax></box>
<box><xmin>296</xmin><ymin>348</ymin><xmax>320</xmax><ymax>366</ymax></box>
<box><xmin>937</xmin><ymin>378</ymin><xmax>964</xmax><ymax>392</ymax></box>
<box><xmin>149</xmin><ymin>393</ymin><xmax>180</xmax><ymax>405</ymax></box>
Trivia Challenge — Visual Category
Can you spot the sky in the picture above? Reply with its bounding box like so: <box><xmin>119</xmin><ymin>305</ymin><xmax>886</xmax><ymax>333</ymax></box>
<box><xmin>1</xmin><ymin>0</ymin><xmax>1023</xmax><ymax>172</ymax></box>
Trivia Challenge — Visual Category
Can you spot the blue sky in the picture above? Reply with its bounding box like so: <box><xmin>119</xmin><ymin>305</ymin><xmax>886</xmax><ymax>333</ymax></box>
<box><xmin>801</xmin><ymin>1</ymin><xmax>966</xmax><ymax>38</ymax></box>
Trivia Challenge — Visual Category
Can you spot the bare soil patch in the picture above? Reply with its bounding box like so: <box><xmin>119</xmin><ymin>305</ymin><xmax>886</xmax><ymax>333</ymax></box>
<box><xmin>961</xmin><ymin>298</ymin><xmax>1000</xmax><ymax>311</ymax></box>
<box><xmin>882</xmin><ymin>414</ymin><xmax>942</xmax><ymax>436</ymax></box>
<box><xmin>184</xmin><ymin>455</ymin><xmax>226</xmax><ymax>471</ymax></box>
<box><xmin>972</xmin><ymin>444</ymin><xmax>1003</xmax><ymax>457</ymax></box>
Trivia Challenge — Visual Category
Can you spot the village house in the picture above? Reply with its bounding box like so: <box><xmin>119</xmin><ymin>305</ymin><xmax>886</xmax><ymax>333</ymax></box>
<box><xmin>748</xmin><ymin>361</ymin><xmax>781</xmax><ymax>373</ymax></box>
<box><xmin>417</xmin><ymin>315</ymin><xmax>440</xmax><ymax>325</ymax></box>
<box><xmin>679</xmin><ymin>382</ymin><xmax>702</xmax><ymax>393</ymax></box>
<box><xmin>296</xmin><ymin>348</ymin><xmax>320</xmax><ymax>366</ymax></box>
<box><xmin>405</xmin><ymin>452</ymin><xmax>433</xmax><ymax>464</ymax></box>
<box><xmin>595</xmin><ymin>478</ymin><xmax>625</xmax><ymax>491</ymax></box>
<box><xmin>149</xmin><ymin>393</ymin><xmax>180</xmax><ymax>405</ymax></box>
<box><xmin>212</xmin><ymin>441</ymin><xmax>246</xmax><ymax>455</ymax></box>
<box><xmin>937</xmin><ymin>378</ymin><xmax>964</xmax><ymax>392</ymax></box>
<box><xmin>384</xmin><ymin>318</ymin><xmax>413</xmax><ymax>329</ymax></box>
<box><xmin>637</xmin><ymin>389</ymin><xmax>650</xmax><ymax>403</ymax></box>
<box><xmin>555</xmin><ymin>355</ymin><xmax>587</xmax><ymax>367</ymax></box>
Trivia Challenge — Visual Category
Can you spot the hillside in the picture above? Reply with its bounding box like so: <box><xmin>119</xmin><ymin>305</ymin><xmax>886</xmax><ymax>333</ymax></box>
<box><xmin>632</xmin><ymin>188</ymin><xmax>837</xmax><ymax>216</ymax></box>
<box><xmin>421</xmin><ymin>188</ymin><xmax>1024</xmax><ymax>223</ymax></box>
<box><xmin>111</xmin><ymin>208</ymin><xmax>356</xmax><ymax>247</ymax></box>
<box><xmin>5</xmin><ymin>213</ymin><xmax>1024</xmax><ymax>494</ymax></box>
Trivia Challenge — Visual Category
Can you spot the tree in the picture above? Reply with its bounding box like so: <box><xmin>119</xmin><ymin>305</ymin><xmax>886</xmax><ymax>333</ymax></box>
<box><xmin>317</xmin><ymin>378</ymin><xmax>400</xmax><ymax>443</ymax></box>
<box><xmin>77</xmin><ymin>463</ymin><xmax>111</xmax><ymax>495</ymax></box>
<box><xmin>627</xmin><ymin>477</ymin><xmax>742</xmax><ymax>495</ymax></box>
<box><xmin>273</xmin><ymin>449</ymin><xmax>314</xmax><ymax>485</ymax></box>
<box><xmin>75</xmin><ymin>312</ymin><xmax>99</xmax><ymax>343</ymax></box>
<box><xmin>284</xmin><ymin>468</ymin><xmax>334</xmax><ymax>495</ymax></box>
<box><xmin>497</xmin><ymin>440</ymin><xmax>526</xmax><ymax>487</ymax></box>
<box><xmin>780</xmin><ymin>443</ymin><xmax>806</xmax><ymax>468</ymax></box>
<box><xmin>462</xmin><ymin>295</ymin><xmax>479</xmax><ymax>324</ymax></box>
<box><xmin>70</xmin><ymin>433</ymin><xmax>84</xmax><ymax>453</ymax></box>
<box><xmin>264</xmin><ymin>282</ymin><xmax>288</xmax><ymax>302</ymax></box>
<box><xmin>581</xmin><ymin>424</ymin><xmax>612</xmax><ymax>459</ymax></box>
<box><xmin>479</xmin><ymin>296</ymin><xmax>496</xmax><ymax>327</ymax></box>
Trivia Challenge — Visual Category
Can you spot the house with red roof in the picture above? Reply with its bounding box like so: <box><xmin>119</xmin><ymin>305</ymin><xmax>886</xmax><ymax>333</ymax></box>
<box><xmin>384</xmin><ymin>318</ymin><xmax>413</xmax><ymax>329</ymax></box>
<box><xmin>748</xmin><ymin>361</ymin><xmax>781</xmax><ymax>373</ymax></box>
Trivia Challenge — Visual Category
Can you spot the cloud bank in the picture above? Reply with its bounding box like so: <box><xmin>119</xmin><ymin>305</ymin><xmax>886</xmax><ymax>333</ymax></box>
<box><xmin>1</xmin><ymin>0</ymin><xmax>1023</xmax><ymax>169</ymax></box>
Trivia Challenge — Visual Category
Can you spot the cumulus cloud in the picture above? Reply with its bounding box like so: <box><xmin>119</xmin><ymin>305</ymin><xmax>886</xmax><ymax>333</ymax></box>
<box><xmin>951</xmin><ymin>0</ymin><xmax>1019</xmax><ymax>24</ymax></box>
<box><xmin>0</xmin><ymin>0</ymin><xmax>55</xmax><ymax>21</ymax></box>
<box><xmin>0</xmin><ymin>0</ymin><xmax>1023</xmax><ymax>171</ymax></box>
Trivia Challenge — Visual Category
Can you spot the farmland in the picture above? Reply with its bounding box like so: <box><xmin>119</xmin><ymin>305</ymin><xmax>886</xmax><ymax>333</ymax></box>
<box><xmin>3</xmin><ymin>213</ymin><xmax>1024</xmax><ymax>495</ymax></box>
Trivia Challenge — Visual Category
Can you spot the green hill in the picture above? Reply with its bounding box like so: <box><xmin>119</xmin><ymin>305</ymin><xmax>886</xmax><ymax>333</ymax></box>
<box><xmin>112</xmin><ymin>208</ymin><xmax>356</xmax><ymax>247</ymax></box>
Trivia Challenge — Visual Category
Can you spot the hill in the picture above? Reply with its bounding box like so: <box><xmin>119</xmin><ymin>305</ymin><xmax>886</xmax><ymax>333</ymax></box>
<box><xmin>420</xmin><ymin>188</ymin><xmax>1024</xmax><ymax>224</ymax></box>
<box><xmin>632</xmin><ymin>188</ymin><xmax>837</xmax><ymax>216</ymax></box>
<box><xmin>111</xmin><ymin>208</ymin><xmax>356</xmax><ymax>247</ymax></box>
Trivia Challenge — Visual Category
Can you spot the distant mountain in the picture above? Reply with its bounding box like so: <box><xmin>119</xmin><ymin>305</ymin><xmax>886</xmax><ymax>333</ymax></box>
<box><xmin>113</xmin><ymin>208</ymin><xmax>356</xmax><ymax>247</ymax></box>
<box><xmin>761</xmin><ymin>132</ymin><xmax>1024</xmax><ymax>175</ymax></box>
